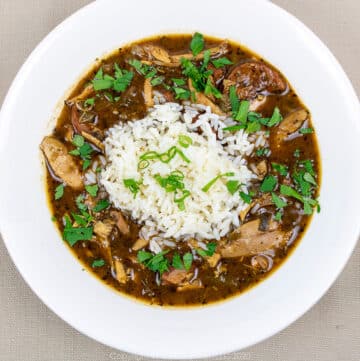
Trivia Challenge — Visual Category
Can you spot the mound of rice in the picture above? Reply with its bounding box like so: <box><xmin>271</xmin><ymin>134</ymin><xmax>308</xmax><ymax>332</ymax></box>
<box><xmin>100</xmin><ymin>102</ymin><xmax>264</xmax><ymax>243</ymax></box>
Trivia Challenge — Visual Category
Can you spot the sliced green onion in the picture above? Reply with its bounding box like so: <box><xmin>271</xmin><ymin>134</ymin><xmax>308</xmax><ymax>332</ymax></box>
<box><xmin>202</xmin><ymin>172</ymin><xmax>235</xmax><ymax>192</ymax></box>
<box><xmin>178</xmin><ymin>135</ymin><xmax>193</xmax><ymax>148</ymax></box>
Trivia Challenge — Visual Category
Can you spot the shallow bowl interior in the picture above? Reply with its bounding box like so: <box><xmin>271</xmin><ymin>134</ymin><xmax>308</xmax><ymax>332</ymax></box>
<box><xmin>0</xmin><ymin>0</ymin><xmax>359</xmax><ymax>359</ymax></box>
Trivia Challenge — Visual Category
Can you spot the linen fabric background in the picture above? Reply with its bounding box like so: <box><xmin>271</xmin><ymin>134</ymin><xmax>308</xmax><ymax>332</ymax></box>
<box><xmin>0</xmin><ymin>1</ymin><xmax>359</xmax><ymax>360</ymax></box>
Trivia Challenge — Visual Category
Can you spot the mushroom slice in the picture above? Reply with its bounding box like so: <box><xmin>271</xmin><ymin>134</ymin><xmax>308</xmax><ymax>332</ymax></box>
<box><xmin>220</xmin><ymin>219</ymin><xmax>291</xmax><ymax>258</ymax></box>
<box><xmin>143</xmin><ymin>78</ymin><xmax>154</xmax><ymax>108</ymax></box>
<box><xmin>273</xmin><ymin>109</ymin><xmax>309</xmax><ymax>146</ymax></box>
<box><xmin>132</xmin><ymin>238</ymin><xmax>149</xmax><ymax>251</ymax></box>
<box><xmin>114</xmin><ymin>259</ymin><xmax>127</xmax><ymax>284</ymax></box>
<box><xmin>40</xmin><ymin>136</ymin><xmax>83</xmax><ymax>190</ymax></box>
<box><xmin>110</xmin><ymin>210</ymin><xmax>130</xmax><ymax>235</ymax></box>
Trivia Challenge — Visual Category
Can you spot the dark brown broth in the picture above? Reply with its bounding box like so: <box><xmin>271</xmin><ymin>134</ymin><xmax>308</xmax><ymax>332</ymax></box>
<box><xmin>45</xmin><ymin>34</ymin><xmax>320</xmax><ymax>306</ymax></box>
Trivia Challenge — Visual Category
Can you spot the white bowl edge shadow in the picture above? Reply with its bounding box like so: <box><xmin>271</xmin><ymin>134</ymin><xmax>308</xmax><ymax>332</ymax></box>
<box><xmin>0</xmin><ymin>0</ymin><xmax>359</xmax><ymax>359</ymax></box>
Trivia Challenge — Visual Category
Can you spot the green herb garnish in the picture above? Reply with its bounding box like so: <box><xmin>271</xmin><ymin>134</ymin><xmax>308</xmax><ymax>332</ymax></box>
<box><xmin>54</xmin><ymin>184</ymin><xmax>64</xmax><ymax>200</ymax></box>
<box><xmin>173</xmin><ymin>87</ymin><xmax>191</xmax><ymax>100</ymax></box>
<box><xmin>123</xmin><ymin>178</ymin><xmax>142</xmax><ymax>198</ymax></box>
<box><xmin>239</xmin><ymin>191</ymin><xmax>253</xmax><ymax>204</ymax></box>
<box><xmin>84</xmin><ymin>98</ymin><xmax>95</xmax><ymax>107</ymax></box>
<box><xmin>211</xmin><ymin>57</ymin><xmax>233</xmax><ymax>68</ymax></box>
<box><xmin>150</xmin><ymin>76</ymin><xmax>164</xmax><ymax>86</ymax></box>
<box><xmin>267</xmin><ymin>107</ymin><xmax>283</xmax><ymax>127</ymax></box>
<box><xmin>271</xmin><ymin>162</ymin><xmax>288</xmax><ymax>176</ymax></box>
<box><xmin>85</xmin><ymin>184</ymin><xmax>98</xmax><ymax>197</ymax></box>
<box><xmin>69</xmin><ymin>135</ymin><xmax>94</xmax><ymax>170</ymax></box>
<box><xmin>202</xmin><ymin>172</ymin><xmax>235</xmax><ymax>192</ymax></box>
<box><xmin>226</xmin><ymin>180</ymin><xmax>240</xmax><ymax>195</ymax></box>
<box><xmin>63</xmin><ymin>215</ymin><xmax>93</xmax><ymax>247</ymax></box>
<box><xmin>137</xmin><ymin>250</ymin><xmax>169</xmax><ymax>275</ymax></box>
<box><xmin>271</xmin><ymin>192</ymin><xmax>287</xmax><ymax>208</ymax></box>
<box><xmin>299</xmin><ymin>127</ymin><xmax>313</xmax><ymax>134</ymax></box>
<box><xmin>260</xmin><ymin>175</ymin><xmax>277</xmax><ymax>193</ymax></box>
<box><xmin>92</xmin><ymin>259</ymin><xmax>105</xmax><ymax>268</ymax></box>
<box><xmin>92</xmin><ymin>66</ymin><xmax>134</xmax><ymax>93</ymax></box>
<box><xmin>190</xmin><ymin>32</ymin><xmax>205</xmax><ymax>56</ymax></box>
<box><xmin>93</xmin><ymin>199</ymin><xmax>110</xmax><ymax>212</ymax></box>
<box><xmin>197</xmin><ymin>242</ymin><xmax>217</xmax><ymax>258</ymax></box>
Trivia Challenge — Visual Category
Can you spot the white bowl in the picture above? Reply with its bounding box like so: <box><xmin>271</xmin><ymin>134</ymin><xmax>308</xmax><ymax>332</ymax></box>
<box><xmin>0</xmin><ymin>0</ymin><xmax>359</xmax><ymax>359</ymax></box>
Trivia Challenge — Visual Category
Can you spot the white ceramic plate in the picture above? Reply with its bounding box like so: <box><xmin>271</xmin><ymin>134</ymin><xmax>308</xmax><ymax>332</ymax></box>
<box><xmin>0</xmin><ymin>0</ymin><xmax>359</xmax><ymax>359</ymax></box>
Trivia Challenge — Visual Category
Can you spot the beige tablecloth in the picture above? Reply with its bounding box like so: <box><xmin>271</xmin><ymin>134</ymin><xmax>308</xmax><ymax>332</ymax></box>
<box><xmin>0</xmin><ymin>1</ymin><xmax>359</xmax><ymax>360</ymax></box>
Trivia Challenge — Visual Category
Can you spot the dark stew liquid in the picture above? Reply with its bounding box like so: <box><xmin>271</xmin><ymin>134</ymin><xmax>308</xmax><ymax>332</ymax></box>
<box><xmin>43</xmin><ymin>34</ymin><xmax>320</xmax><ymax>306</ymax></box>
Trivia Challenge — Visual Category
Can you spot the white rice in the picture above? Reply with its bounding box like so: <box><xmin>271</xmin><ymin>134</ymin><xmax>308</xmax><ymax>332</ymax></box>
<box><xmin>100</xmin><ymin>102</ymin><xmax>263</xmax><ymax>244</ymax></box>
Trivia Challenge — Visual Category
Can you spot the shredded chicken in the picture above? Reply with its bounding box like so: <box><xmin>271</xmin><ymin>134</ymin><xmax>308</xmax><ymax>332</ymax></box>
<box><xmin>40</xmin><ymin>136</ymin><xmax>83</xmax><ymax>190</ymax></box>
<box><xmin>114</xmin><ymin>259</ymin><xmax>127</xmax><ymax>284</ymax></box>
<box><xmin>67</xmin><ymin>85</ymin><xmax>94</xmax><ymax>105</ymax></box>
<box><xmin>206</xmin><ymin>253</ymin><xmax>221</xmax><ymax>268</ymax></box>
<box><xmin>143</xmin><ymin>78</ymin><xmax>154</xmax><ymax>107</ymax></box>
<box><xmin>94</xmin><ymin>220</ymin><xmax>114</xmax><ymax>239</ymax></box>
<box><xmin>220</xmin><ymin>219</ymin><xmax>291</xmax><ymax>258</ymax></box>
<box><xmin>188</xmin><ymin>79</ymin><xmax>225</xmax><ymax>116</ymax></box>
<box><xmin>81</xmin><ymin>131</ymin><xmax>104</xmax><ymax>152</ymax></box>
<box><xmin>132</xmin><ymin>238</ymin><xmax>149</xmax><ymax>251</ymax></box>
<box><xmin>162</xmin><ymin>269</ymin><xmax>188</xmax><ymax>286</ymax></box>
<box><xmin>110</xmin><ymin>210</ymin><xmax>130</xmax><ymax>235</ymax></box>
<box><xmin>176</xmin><ymin>279</ymin><xmax>203</xmax><ymax>292</ymax></box>
<box><xmin>274</xmin><ymin>109</ymin><xmax>309</xmax><ymax>147</ymax></box>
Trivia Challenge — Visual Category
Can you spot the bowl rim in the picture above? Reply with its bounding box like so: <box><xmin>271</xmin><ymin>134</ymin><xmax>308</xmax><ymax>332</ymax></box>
<box><xmin>0</xmin><ymin>0</ymin><xmax>359</xmax><ymax>359</ymax></box>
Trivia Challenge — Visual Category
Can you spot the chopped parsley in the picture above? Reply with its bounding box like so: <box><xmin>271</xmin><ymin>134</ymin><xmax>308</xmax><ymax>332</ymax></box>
<box><xmin>84</xmin><ymin>98</ymin><xmax>95</xmax><ymax>107</ymax></box>
<box><xmin>299</xmin><ymin>127</ymin><xmax>313</xmax><ymax>134</ymax></box>
<box><xmin>54</xmin><ymin>184</ymin><xmax>64</xmax><ymax>200</ymax></box>
<box><xmin>75</xmin><ymin>194</ymin><xmax>87</xmax><ymax>212</ymax></box>
<box><xmin>260</xmin><ymin>175</ymin><xmax>277</xmax><ymax>193</ymax></box>
<box><xmin>63</xmin><ymin>215</ymin><xmax>93</xmax><ymax>247</ymax></box>
<box><xmin>172</xmin><ymin>252</ymin><xmax>193</xmax><ymax>271</ymax></box>
<box><xmin>226</xmin><ymin>180</ymin><xmax>240</xmax><ymax>195</ymax></box>
<box><xmin>256</xmin><ymin>148</ymin><xmax>270</xmax><ymax>157</ymax></box>
<box><xmin>85</xmin><ymin>184</ymin><xmax>98</xmax><ymax>197</ymax></box>
<box><xmin>172</xmin><ymin>78</ymin><xmax>186</xmax><ymax>86</ymax></box>
<box><xmin>173</xmin><ymin>87</ymin><xmax>191</xmax><ymax>100</ymax></box>
<box><xmin>92</xmin><ymin>65</ymin><xmax>134</xmax><ymax>93</ymax></box>
<box><xmin>93</xmin><ymin>199</ymin><xmax>110</xmax><ymax>212</ymax></box>
<box><xmin>197</xmin><ymin>242</ymin><xmax>217</xmax><ymax>258</ymax></box>
<box><xmin>137</xmin><ymin>250</ymin><xmax>169</xmax><ymax>275</ymax></box>
<box><xmin>271</xmin><ymin>162</ymin><xmax>288</xmax><ymax>176</ymax></box>
<box><xmin>123</xmin><ymin>178</ymin><xmax>142</xmax><ymax>198</ymax></box>
<box><xmin>267</xmin><ymin>107</ymin><xmax>283</xmax><ymax>127</ymax></box>
<box><xmin>211</xmin><ymin>57</ymin><xmax>233</xmax><ymax>68</ymax></box>
<box><xmin>190</xmin><ymin>32</ymin><xmax>204</xmax><ymax>56</ymax></box>
<box><xmin>293</xmin><ymin>149</ymin><xmax>301</xmax><ymax>158</ymax></box>
<box><xmin>274</xmin><ymin>211</ymin><xmax>283</xmax><ymax>221</ymax></box>
<box><xmin>271</xmin><ymin>192</ymin><xmax>287</xmax><ymax>208</ymax></box>
<box><xmin>92</xmin><ymin>259</ymin><xmax>105</xmax><ymax>268</ymax></box>
<box><xmin>150</xmin><ymin>76</ymin><xmax>164</xmax><ymax>86</ymax></box>
<box><xmin>69</xmin><ymin>135</ymin><xmax>94</xmax><ymax>170</ymax></box>
<box><xmin>240</xmin><ymin>191</ymin><xmax>254</xmax><ymax>204</ymax></box>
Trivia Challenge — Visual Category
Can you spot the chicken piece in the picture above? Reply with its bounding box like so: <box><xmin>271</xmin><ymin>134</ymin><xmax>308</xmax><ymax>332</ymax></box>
<box><xmin>132</xmin><ymin>238</ymin><xmax>149</xmax><ymax>251</ymax></box>
<box><xmin>67</xmin><ymin>85</ymin><xmax>94</xmax><ymax>105</ymax></box>
<box><xmin>249</xmin><ymin>94</ymin><xmax>267</xmax><ymax>112</ymax></box>
<box><xmin>273</xmin><ymin>109</ymin><xmax>309</xmax><ymax>147</ymax></box>
<box><xmin>40</xmin><ymin>136</ymin><xmax>83</xmax><ymax>190</ymax></box>
<box><xmin>171</xmin><ymin>42</ymin><xmax>230</xmax><ymax>62</ymax></box>
<box><xmin>227</xmin><ymin>60</ymin><xmax>287</xmax><ymax>99</ymax></box>
<box><xmin>81</xmin><ymin>131</ymin><xmax>104</xmax><ymax>152</ymax></box>
<box><xmin>114</xmin><ymin>259</ymin><xmax>127</xmax><ymax>284</ymax></box>
<box><xmin>176</xmin><ymin>279</ymin><xmax>203</xmax><ymax>292</ymax></box>
<box><xmin>206</xmin><ymin>253</ymin><xmax>221</xmax><ymax>268</ymax></box>
<box><xmin>220</xmin><ymin>219</ymin><xmax>291</xmax><ymax>258</ymax></box>
<box><xmin>208</xmin><ymin>64</ymin><xmax>226</xmax><ymax>85</ymax></box>
<box><xmin>110</xmin><ymin>210</ymin><xmax>130</xmax><ymax>235</ymax></box>
<box><xmin>188</xmin><ymin>79</ymin><xmax>224</xmax><ymax>116</ymax></box>
<box><xmin>70</xmin><ymin>105</ymin><xmax>104</xmax><ymax>150</ymax></box>
<box><xmin>162</xmin><ymin>269</ymin><xmax>188</xmax><ymax>286</ymax></box>
<box><xmin>254</xmin><ymin>160</ymin><xmax>268</xmax><ymax>180</ymax></box>
<box><xmin>143</xmin><ymin>78</ymin><xmax>154</xmax><ymax>107</ymax></box>
<box><xmin>133</xmin><ymin>42</ymin><xmax>229</xmax><ymax>67</ymax></box>
<box><xmin>94</xmin><ymin>220</ymin><xmax>114</xmax><ymax>239</ymax></box>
